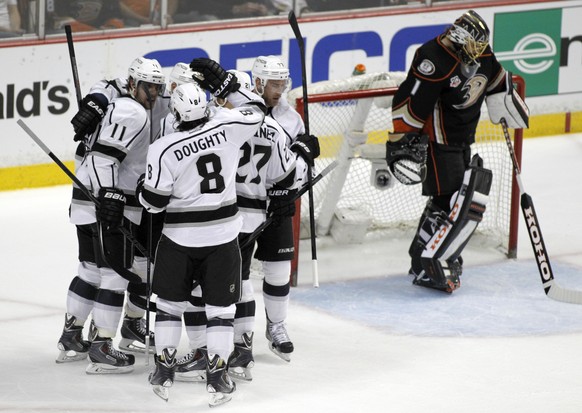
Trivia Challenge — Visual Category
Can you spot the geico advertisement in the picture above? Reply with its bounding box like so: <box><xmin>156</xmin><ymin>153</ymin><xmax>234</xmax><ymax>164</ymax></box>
<box><xmin>1</xmin><ymin>1</ymin><xmax>581</xmax><ymax>167</ymax></box>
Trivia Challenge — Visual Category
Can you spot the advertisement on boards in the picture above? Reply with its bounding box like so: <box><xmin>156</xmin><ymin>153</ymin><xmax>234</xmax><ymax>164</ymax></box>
<box><xmin>1</xmin><ymin>1</ymin><xmax>581</xmax><ymax>172</ymax></box>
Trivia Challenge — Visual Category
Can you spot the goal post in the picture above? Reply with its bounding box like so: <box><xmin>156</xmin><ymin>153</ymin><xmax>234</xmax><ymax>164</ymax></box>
<box><xmin>288</xmin><ymin>72</ymin><xmax>526</xmax><ymax>286</ymax></box>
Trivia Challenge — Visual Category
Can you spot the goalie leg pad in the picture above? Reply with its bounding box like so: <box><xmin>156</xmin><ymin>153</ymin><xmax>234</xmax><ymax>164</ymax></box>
<box><xmin>420</xmin><ymin>154</ymin><xmax>493</xmax><ymax>290</ymax></box>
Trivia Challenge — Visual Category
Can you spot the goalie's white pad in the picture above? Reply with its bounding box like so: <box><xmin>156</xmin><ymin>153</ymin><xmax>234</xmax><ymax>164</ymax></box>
<box><xmin>486</xmin><ymin>71</ymin><xmax>529</xmax><ymax>129</ymax></box>
<box><xmin>420</xmin><ymin>154</ymin><xmax>493</xmax><ymax>286</ymax></box>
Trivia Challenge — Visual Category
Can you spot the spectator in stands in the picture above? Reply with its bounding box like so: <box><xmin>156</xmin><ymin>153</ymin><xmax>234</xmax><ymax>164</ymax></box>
<box><xmin>46</xmin><ymin>0</ymin><xmax>124</xmax><ymax>33</ymax></box>
<box><xmin>0</xmin><ymin>0</ymin><xmax>23</xmax><ymax>37</ymax></box>
<box><xmin>120</xmin><ymin>0</ymin><xmax>180</xmax><ymax>26</ymax></box>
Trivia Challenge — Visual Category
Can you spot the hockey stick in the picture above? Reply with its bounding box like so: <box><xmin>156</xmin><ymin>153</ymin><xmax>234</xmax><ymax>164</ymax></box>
<box><xmin>501</xmin><ymin>118</ymin><xmax>582</xmax><ymax>304</ymax></box>
<box><xmin>17</xmin><ymin>119</ymin><xmax>147</xmax><ymax>284</ymax></box>
<box><xmin>64</xmin><ymin>25</ymin><xmax>82</xmax><ymax>109</ymax></box>
<box><xmin>288</xmin><ymin>10</ymin><xmax>319</xmax><ymax>287</ymax></box>
<box><xmin>240</xmin><ymin>160</ymin><xmax>338</xmax><ymax>250</ymax></box>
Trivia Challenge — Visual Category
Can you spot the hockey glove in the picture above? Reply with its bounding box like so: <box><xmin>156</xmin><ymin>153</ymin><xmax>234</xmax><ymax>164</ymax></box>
<box><xmin>97</xmin><ymin>187</ymin><xmax>126</xmax><ymax>230</ymax></box>
<box><xmin>385</xmin><ymin>133</ymin><xmax>429</xmax><ymax>185</ymax></box>
<box><xmin>71</xmin><ymin>94</ymin><xmax>108</xmax><ymax>142</ymax></box>
<box><xmin>267</xmin><ymin>187</ymin><xmax>297</xmax><ymax>226</ymax></box>
<box><xmin>291</xmin><ymin>134</ymin><xmax>320</xmax><ymax>166</ymax></box>
<box><xmin>189</xmin><ymin>58</ymin><xmax>240</xmax><ymax>99</ymax></box>
<box><xmin>135</xmin><ymin>173</ymin><xmax>145</xmax><ymax>199</ymax></box>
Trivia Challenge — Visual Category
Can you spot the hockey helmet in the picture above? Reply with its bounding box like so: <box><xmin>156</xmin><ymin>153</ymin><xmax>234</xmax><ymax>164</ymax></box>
<box><xmin>168</xmin><ymin>62</ymin><xmax>196</xmax><ymax>93</ymax></box>
<box><xmin>228</xmin><ymin>69</ymin><xmax>252</xmax><ymax>92</ymax></box>
<box><xmin>447</xmin><ymin>10</ymin><xmax>490</xmax><ymax>65</ymax></box>
<box><xmin>251</xmin><ymin>55</ymin><xmax>290</xmax><ymax>90</ymax></box>
<box><xmin>128</xmin><ymin>57</ymin><xmax>166</xmax><ymax>97</ymax></box>
<box><xmin>170</xmin><ymin>83</ymin><xmax>208</xmax><ymax>123</ymax></box>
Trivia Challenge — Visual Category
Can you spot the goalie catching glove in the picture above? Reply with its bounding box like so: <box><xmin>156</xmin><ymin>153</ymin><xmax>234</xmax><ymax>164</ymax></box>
<box><xmin>267</xmin><ymin>186</ymin><xmax>297</xmax><ymax>226</ymax></box>
<box><xmin>189</xmin><ymin>58</ymin><xmax>240</xmax><ymax>99</ymax></box>
<box><xmin>386</xmin><ymin>132</ymin><xmax>429</xmax><ymax>185</ymax></box>
<box><xmin>97</xmin><ymin>187</ymin><xmax>126</xmax><ymax>230</ymax></box>
<box><xmin>291</xmin><ymin>133</ymin><xmax>320</xmax><ymax>166</ymax></box>
<box><xmin>71</xmin><ymin>93</ymin><xmax>108</xmax><ymax>142</ymax></box>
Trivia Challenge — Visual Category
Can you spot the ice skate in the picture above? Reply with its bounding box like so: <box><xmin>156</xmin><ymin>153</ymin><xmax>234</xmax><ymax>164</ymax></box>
<box><xmin>119</xmin><ymin>315</ymin><xmax>155</xmax><ymax>353</ymax></box>
<box><xmin>175</xmin><ymin>347</ymin><xmax>207</xmax><ymax>382</ymax></box>
<box><xmin>410</xmin><ymin>268</ymin><xmax>460</xmax><ymax>294</ymax></box>
<box><xmin>228</xmin><ymin>332</ymin><xmax>255</xmax><ymax>381</ymax></box>
<box><xmin>56</xmin><ymin>313</ymin><xmax>89</xmax><ymax>363</ymax></box>
<box><xmin>86</xmin><ymin>324</ymin><xmax>135</xmax><ymax>374</ymax></box>
<box><xmin>206</xmin><ymin>354</ymin><xmax>236</xmax><ymax>408</ymax></box>
<box><xmin>266</xmin><ymin>318</ymin><xmax>293</xmax><ymax>362</ymax></box>
<box><xmin>149</xmin><ymin>348</ymin><xmax>176</xmax><ymax>402</ymax></box>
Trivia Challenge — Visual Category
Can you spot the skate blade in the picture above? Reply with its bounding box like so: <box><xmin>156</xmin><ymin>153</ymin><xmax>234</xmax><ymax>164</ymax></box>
<box><xmin>208</xmin><ymin>392</ymin><xmax>233</xmax><ymax>408</ymax></box>
<box><xmin>119</xmin><ymin>338</ymin><xmax>155</xmax><ymax>354</ymax></box>
<box><xmin>85</xmin><ymin>362</ymin><xmax>134</xmax><ymax>375</ymax></box>
<box><xmin>55</xmin><ymin>349</ymin><xmax>88</xmax><ymax>363</ymax></box>
<box><xmin>268</xmin><ymin>344</ymin><xmax>291</xmax><ymax>362</ymax></box>
<box><xmin>175</xmin><ymin>371</ymin><xmax>206</xmax><ymax>382</ymax></box>
<box><xmin>228</xmin><ymin>362</ymin><xmax>254</xmax><ymax>381</ymax></box>
<box><xmin>152</xmin><ymin>384</ymin><xmax>170</xmax><ymax>401</ymax></box>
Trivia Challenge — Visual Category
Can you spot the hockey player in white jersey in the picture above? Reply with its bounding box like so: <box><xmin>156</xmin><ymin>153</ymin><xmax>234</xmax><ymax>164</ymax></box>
<box><xmin>250</xmin><ymin>55</ymin><xmax>319</xmax><ymax>361</ymax></box>
<box><xmin>62</xmin><ymin>59</ymin><xmax>176</xmax><ymax>357</ymax></box>
<box><xmin>58</xmin><ymin>57</ymin><xmax>165</xmax><ymax>373</ymax></box>
<box><xmin>174</xmin><ymin>69</ymin><xmax>312</xmax><ymax>382</ymax></box>
<box><xmin>140</xmin><ymin>59</ymin><xmax>266</xmax><ymax>406</ymax></box>
<box><xmin>159</xmin><ymin>62</ymin><xmax>197</xmax><ymax>136</ymax></box>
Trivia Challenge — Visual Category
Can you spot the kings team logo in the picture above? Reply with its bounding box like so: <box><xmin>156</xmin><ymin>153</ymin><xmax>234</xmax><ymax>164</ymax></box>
<box><xmin>493</xmin><ymin>7</ymin><xmax>582</xmax><ymax>97</ymax></box>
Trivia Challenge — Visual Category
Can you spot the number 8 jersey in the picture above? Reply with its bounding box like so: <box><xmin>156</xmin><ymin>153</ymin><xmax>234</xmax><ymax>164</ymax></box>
<box><xmin>139</xmin><ymin>91</ymin><xmax>265</xmax><ymax>247</ymax></box>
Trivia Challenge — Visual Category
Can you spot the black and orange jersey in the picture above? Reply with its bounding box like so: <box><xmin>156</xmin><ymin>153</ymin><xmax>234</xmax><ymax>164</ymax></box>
<box><xmin>392</xmin><ymin>35</ymin><xmax>505</xmax><ymax>148</ymax></box>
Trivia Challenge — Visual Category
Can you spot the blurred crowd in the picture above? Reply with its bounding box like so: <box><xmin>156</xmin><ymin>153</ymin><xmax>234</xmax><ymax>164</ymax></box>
<box><xmin>3</xmin><ymin>0</ymin><xmax>418</xmax><ymax>38</ymax></box>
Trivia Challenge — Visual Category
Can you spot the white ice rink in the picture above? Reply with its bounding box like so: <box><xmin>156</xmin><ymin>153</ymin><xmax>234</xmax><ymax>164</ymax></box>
<box><xmin>2</xmin><ymin>133</ymin><xmax>582</xmax><ymax>412</ymax></box>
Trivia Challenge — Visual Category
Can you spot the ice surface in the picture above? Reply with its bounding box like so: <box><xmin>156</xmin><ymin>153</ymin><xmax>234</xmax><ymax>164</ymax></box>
<box><xmin>2</xmin><ymin>133</ymin><xmax>582</xmax><ymax>412</ymax></box>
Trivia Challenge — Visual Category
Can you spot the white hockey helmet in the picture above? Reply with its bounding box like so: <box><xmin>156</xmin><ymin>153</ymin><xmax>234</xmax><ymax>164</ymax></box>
<box><xmin>251</xmin><ymin>55</ymin><xmax>290</xmax><ymax>89</ymax></box>
<box><xmin>228</xmin><ymin>69</ymin><xmax>252</xmax><ymax>92</ymax></box>
<box><xmin>170</xmin><ymin>82</ymin><xmax>208</xmax><ymax>123</ymax></box>
<box><xmin>128</xmin><ymin>57</ymin><xmax>166</xmax><ymax>97</ymax></box>
<box><xmin>168</xmin><ymin>62</ymin><xmax>196</xmax><ymax>93</ymax></box>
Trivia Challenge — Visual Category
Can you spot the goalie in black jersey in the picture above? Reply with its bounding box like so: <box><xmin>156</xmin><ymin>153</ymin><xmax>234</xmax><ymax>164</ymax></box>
<box><xmin>386</xmin><ymin>10</ymin><xmax>528</xmax><ymax>293</ymax></box>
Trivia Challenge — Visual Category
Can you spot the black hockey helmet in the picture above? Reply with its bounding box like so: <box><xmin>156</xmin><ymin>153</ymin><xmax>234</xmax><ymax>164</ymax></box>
<box><xmin>447</xmin><ymin>10</ymin><xmax>490</xmax><ymax>65</ymax></box>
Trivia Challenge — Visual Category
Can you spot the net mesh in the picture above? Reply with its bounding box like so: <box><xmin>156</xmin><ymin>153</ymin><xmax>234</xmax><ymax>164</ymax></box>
<box><xmin>287</xmin><ymin>71</ymin><xmax>516</xmax><ymax>252</ymax></box>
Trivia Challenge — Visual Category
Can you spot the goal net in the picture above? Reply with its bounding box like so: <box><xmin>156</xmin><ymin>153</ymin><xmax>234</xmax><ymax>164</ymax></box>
<box><xmin>287</xmin><ymin>72</ymin><xmax>523</xmax><ymax>279</ymax></box>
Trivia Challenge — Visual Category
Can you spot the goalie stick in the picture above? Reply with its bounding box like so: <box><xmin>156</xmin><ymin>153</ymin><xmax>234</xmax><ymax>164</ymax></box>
<box><xmin>501</xmin><ymin>118</ymin><xmax>582</xmax><ymax>304</ymax></box>
<box><xmin>289</xmin><ymin>10</ymin><xmax>319</xmax><ymax>287</ymax></box>
<box><xmin>16</xmin><ymin>119</ymin><xmax>146</xmax><ymax>284</ymax></box>
<box><xmin>240</xmin><ymin>160</ymin><xmax>338</xmax><ymax>251</ymax></box>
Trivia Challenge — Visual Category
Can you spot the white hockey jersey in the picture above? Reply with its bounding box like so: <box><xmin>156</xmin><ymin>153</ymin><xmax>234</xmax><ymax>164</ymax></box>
<box><xmin>139</xmin><ymin>91</ymin><xmax>266</xmax><ymax>247</ymax></box>
<box><xmin>70</xmin><ymin>96</ymin><xmax>151</xmax><ymax>225</ymax></box>
<box><xmin>85</xmin><ymin>77</ymin><xmax>170</xmax><ymax>141</ymax></box>
<box><xmin>236</xmin><ymin>114</ymin><xmax>299</xmax><ymax>233</ymax></box>
<box><xmin>268</xmin><ymin>96</ymin><xmax>305</xmax><ymax>146</ymax></box>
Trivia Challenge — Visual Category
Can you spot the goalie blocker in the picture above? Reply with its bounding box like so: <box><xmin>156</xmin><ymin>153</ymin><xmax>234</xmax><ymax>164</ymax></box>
<box><xmin>486</xmin><ymin>71</ymin><xmax>529</xmax><ymax>129</ymax></box>
<box><xmin>419</xmin><ymin>154</ymin><xmax>493</xmax><ymax>292</ymax></box>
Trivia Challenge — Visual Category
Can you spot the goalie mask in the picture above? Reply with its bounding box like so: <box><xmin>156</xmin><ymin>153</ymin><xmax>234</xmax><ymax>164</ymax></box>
<box><xmin>168</xmin><ymin>62</ymin><xmax>196</xmax><ymax>94</ymax></box>
<box><xmin>128</xmin><ymin>57</ymin><xmax>166</xmax><ymax>100</ymax></box>
<box><xmin>170</xmin><ymin>83</ymin><xmax>208</xmax><ymax>124</ymax></box>
<box><xmin>251</xmin><ymin>55</ymin><xmax>291</xmax><ymax>91</ymax></box>
<box><xmin>447</xmin><ymin>10</ymin><xmax>490</xmax><ymax>66</ymax></box>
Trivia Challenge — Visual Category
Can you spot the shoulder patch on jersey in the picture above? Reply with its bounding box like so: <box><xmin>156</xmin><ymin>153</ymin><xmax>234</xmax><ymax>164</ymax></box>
<box><xmin>417</xmin><ymin>59</ymin><xmax>435</xmax><ymax>76</ymax></box>
<box><xmin>450</xmin><ymin>75</ymin><xmax>461</xmax><ymax>88</ymax></box>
